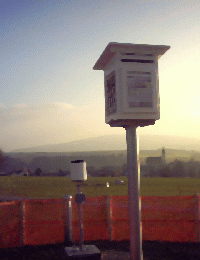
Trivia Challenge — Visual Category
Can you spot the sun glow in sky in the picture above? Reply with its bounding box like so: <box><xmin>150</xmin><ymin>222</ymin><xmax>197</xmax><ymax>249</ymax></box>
<box><xmin>0</xmin><ymin>0</ymin><xmax>200</xmax><ymax>152</ymax></box>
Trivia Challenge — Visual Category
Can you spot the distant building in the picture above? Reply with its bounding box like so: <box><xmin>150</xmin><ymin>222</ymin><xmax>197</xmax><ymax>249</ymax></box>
<box><xmin>145</xmin><ymin>148</ymin><xmax>166</xmax><ymax>171</ymax></box>
<box><xmin>10</xmin><ymin>168</ymin><xmax>30</xmax><ymax>177</ymax></box>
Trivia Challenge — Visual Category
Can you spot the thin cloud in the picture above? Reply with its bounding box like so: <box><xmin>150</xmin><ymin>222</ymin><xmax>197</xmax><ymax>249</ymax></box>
<box><xmin>15</xmin><ymin>103</ymin><xmax>28</xmax><ymax>108</ymax></box>
<box><xmin>0</xmin><ymin>103</ymin><xmax>7</xmax><ymax>108</ymax></box>
<box><xmin>52</xmin><ymin>102</ymin><xmax>74</xmax><ymax>110</ymax></box>
<box><xmin>0</xmin><ymin>102</ymin><xmax>123</xmax><ymax>151</ymax></box>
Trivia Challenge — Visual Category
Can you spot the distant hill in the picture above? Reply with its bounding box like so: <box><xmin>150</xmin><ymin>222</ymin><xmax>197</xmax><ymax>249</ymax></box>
<box><xmin>10</xmin><ymin>134</ymin><xmax>200</xmax><ymax>153</ymax></box>
<box><xmin>7</xmin><ymin>134</ymin><xmax>200</xmax><ymax>173</ymax></box>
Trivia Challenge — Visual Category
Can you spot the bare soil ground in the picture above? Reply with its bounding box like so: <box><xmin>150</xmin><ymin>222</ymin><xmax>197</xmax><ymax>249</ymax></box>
<box><xmin>1</xmin><ymin>241</ymin><xmax>200</xmax><ymax>260</ymax></box>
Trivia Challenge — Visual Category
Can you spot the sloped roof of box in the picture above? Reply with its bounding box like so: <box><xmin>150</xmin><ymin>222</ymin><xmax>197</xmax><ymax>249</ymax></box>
<box><xmin>93</xmin><ymin>42</ymin><xmax>170</xmax><ymax>70</ymax></box>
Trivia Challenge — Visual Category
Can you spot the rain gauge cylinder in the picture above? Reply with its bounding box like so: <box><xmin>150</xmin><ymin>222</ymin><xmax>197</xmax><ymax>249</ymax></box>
<box><xmin>65</xmin><ymin>160</ymin><xmax>101</xmax><ymax>260</ymax></box>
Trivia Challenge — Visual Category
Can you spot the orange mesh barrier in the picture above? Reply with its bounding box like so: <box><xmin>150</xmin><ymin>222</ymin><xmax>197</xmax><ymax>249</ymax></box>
<box><xmin>142</xmin><ymin>195</ymin><xmax>196</xmax><ymax>242</ymax></box>
<box><xmin>110</xmin><ymin>196</ymin><xmax>130</xmax><ymax>241</ymax></box>
<box><xmin>141</xmin><ymin>195</ymin><xmax>195</xmax><ymax>221</ymax></box>
<box><xmin>72</xmin><ymin>196</ymin><xmax>109</xmax><ymax>241</ymax></box>
<box><xmin>24</xmin><ymin>199</ymin><xmax>64</xmax><ymax>245</ymax></box>
<box><xmin>109</xmin><ymin>195</ymin><xmax>196</xmax><ymax>242</ymax></box>
<box><xmin>0</xmin><ymin>201</ymin><xmax>22</xmax><ymax>248</ymax></box>
<box><xmin>142</xmin><ymin>220</ymin><xmax>195</xmax><ymax>242</ymax></box>
<box><xmin>0</xmin><ymin>195</ymin><xmax>198</xmax><ymax>247</ymax></box>
<box><xmin>195</xmin><ymin>194</ymin><xmax>200</xmax><ymax>241</ymax></box>
<box><xmin>196</xmin><ymin>194</ymin><xmax>200</xmax><ymax>219</ymax></box>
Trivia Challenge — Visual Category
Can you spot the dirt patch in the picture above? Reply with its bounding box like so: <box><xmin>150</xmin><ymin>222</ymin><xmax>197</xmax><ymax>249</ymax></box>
<box><xmin>101</xmin><ymin>250</ymin><xmax>130</xmax><ymax>259</ymax></box>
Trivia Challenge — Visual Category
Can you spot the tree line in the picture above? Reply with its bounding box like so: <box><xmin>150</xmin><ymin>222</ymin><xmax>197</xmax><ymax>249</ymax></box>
<box><xmin>141</xmin><ymin>159</ymin><xmax>200</xmax><ymax>178</ymax></box>
<box><xmin>1</xmin><ymin>149</ymin><xmax>200</xmax><ymax>178</ymax></box>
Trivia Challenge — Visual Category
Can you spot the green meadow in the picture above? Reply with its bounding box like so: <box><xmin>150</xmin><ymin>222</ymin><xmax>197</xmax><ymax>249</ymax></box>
<box><xmin>1</xmin><ymin>176</ymin><xmax>200</xmax><ymax>199</ymax></box>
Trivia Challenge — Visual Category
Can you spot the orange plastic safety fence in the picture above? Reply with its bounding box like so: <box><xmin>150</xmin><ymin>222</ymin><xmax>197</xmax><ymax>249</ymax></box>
<box><xmin>0</xmin><ymin>201</ymin><xmax>22</xmax><ymax>248</ymax></box>
<box><xmin>142</xmin><ymin>196</ymin><xmax>196</xmax><ymax>242</ymax></box>
<box><xmin>24</xmin><ymin>199</ymin><xmax>64</xmax><ymax>246</ymax></box>
<box><xmin>110</xmin><ymin>196</ymin><xmax>130</xmax><ymax>241</ymax></box>
<box><xmin>196</xmin><ymin>194</ymin><xmax>200</xmax><ymax>219</ymax></box>
<box><xmin>142</xmin><ymin>220</ymin><xmax>195</xmax><ymax>242</ymax></box>
<box><xmin>141</xmin><ymin>195</ymin><xmax>195</xmax><ymax>221</ymax></box>
<box><xmin>194</xmin><ymin>194</ymin><xmax>200</xmax><ymax>241</ymax></box>
<box><xmin>0</xmin><ymin>195</ymin><xmax>199</xmax><ymax>248</ymax></box>
<box><xmin>110</xmin><ymin>195</ymin><xmax>196</xmax><ymax>242</ymax></box>
<box><xmin>72</xmin><ymin>196</ymin><xmax>109</xmax><ymax>242</ymax></box>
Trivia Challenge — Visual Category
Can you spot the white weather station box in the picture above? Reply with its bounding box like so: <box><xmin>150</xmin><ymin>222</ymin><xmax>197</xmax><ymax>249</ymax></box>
<box><xmin>93</xmin><ymin>42</ymin><xmax>170</xmax><ymax>128</ymax></box>
<box><xmin>70</xmin><ymin>160</ymin><xmax>87</xmax><ymax>182</ymax></box>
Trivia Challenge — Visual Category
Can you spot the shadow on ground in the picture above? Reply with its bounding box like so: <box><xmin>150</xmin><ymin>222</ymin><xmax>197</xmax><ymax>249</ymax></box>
<box><xmin>1</xmin><ymin>241</ymin><xmax>200</xmax><ymax>260</ymax></box>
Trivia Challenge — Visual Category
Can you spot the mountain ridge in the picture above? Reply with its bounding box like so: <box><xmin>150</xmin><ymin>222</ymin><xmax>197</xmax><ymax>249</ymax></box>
<box><xmin>10</xmin><ymin>134</ymin><xmax>200</xmax><ymax>153</ymax></box>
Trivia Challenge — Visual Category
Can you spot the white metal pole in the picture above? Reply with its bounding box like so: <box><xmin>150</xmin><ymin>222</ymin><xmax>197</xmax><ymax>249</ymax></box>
<box><xmin>126</xmin><ymin>126</ymin><xmax>143</xmax><ymax>260</ymax></box>
<box><xmin>77</xmin><ymin>184</ymin><xmax>84</xmax><ymax>250</ymax></box>
<box><xmin>62</xmin><ymin>195</ymin><xmax>73</xmax><ymax>243</ymax></box>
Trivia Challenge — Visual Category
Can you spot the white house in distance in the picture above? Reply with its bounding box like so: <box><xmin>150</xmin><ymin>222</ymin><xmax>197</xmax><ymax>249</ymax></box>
<box><xmin>11</xmin><ymin>167</ymin><xmax>30</xmax><ymax>177</ymax></box>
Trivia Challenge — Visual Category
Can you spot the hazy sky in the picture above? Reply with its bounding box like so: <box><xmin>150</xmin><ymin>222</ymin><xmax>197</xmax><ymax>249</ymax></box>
<box><xmin>1</xmin><ymin>0</ymin><xmax>200</xmax><ymax>152</ymax></box>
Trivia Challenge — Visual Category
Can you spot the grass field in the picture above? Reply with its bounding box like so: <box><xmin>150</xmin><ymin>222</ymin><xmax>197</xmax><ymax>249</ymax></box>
<box><xmin>1</xmin><ymin>176</ymin><xmax>200</xmax><ymax>199</ymax></box>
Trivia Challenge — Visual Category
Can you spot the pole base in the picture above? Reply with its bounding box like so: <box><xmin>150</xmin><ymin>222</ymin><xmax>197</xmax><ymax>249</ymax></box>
<box><xmin>64</xmin><ymin>245</ymin><xmax>101</xmax><ymax>259</ymax></box>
